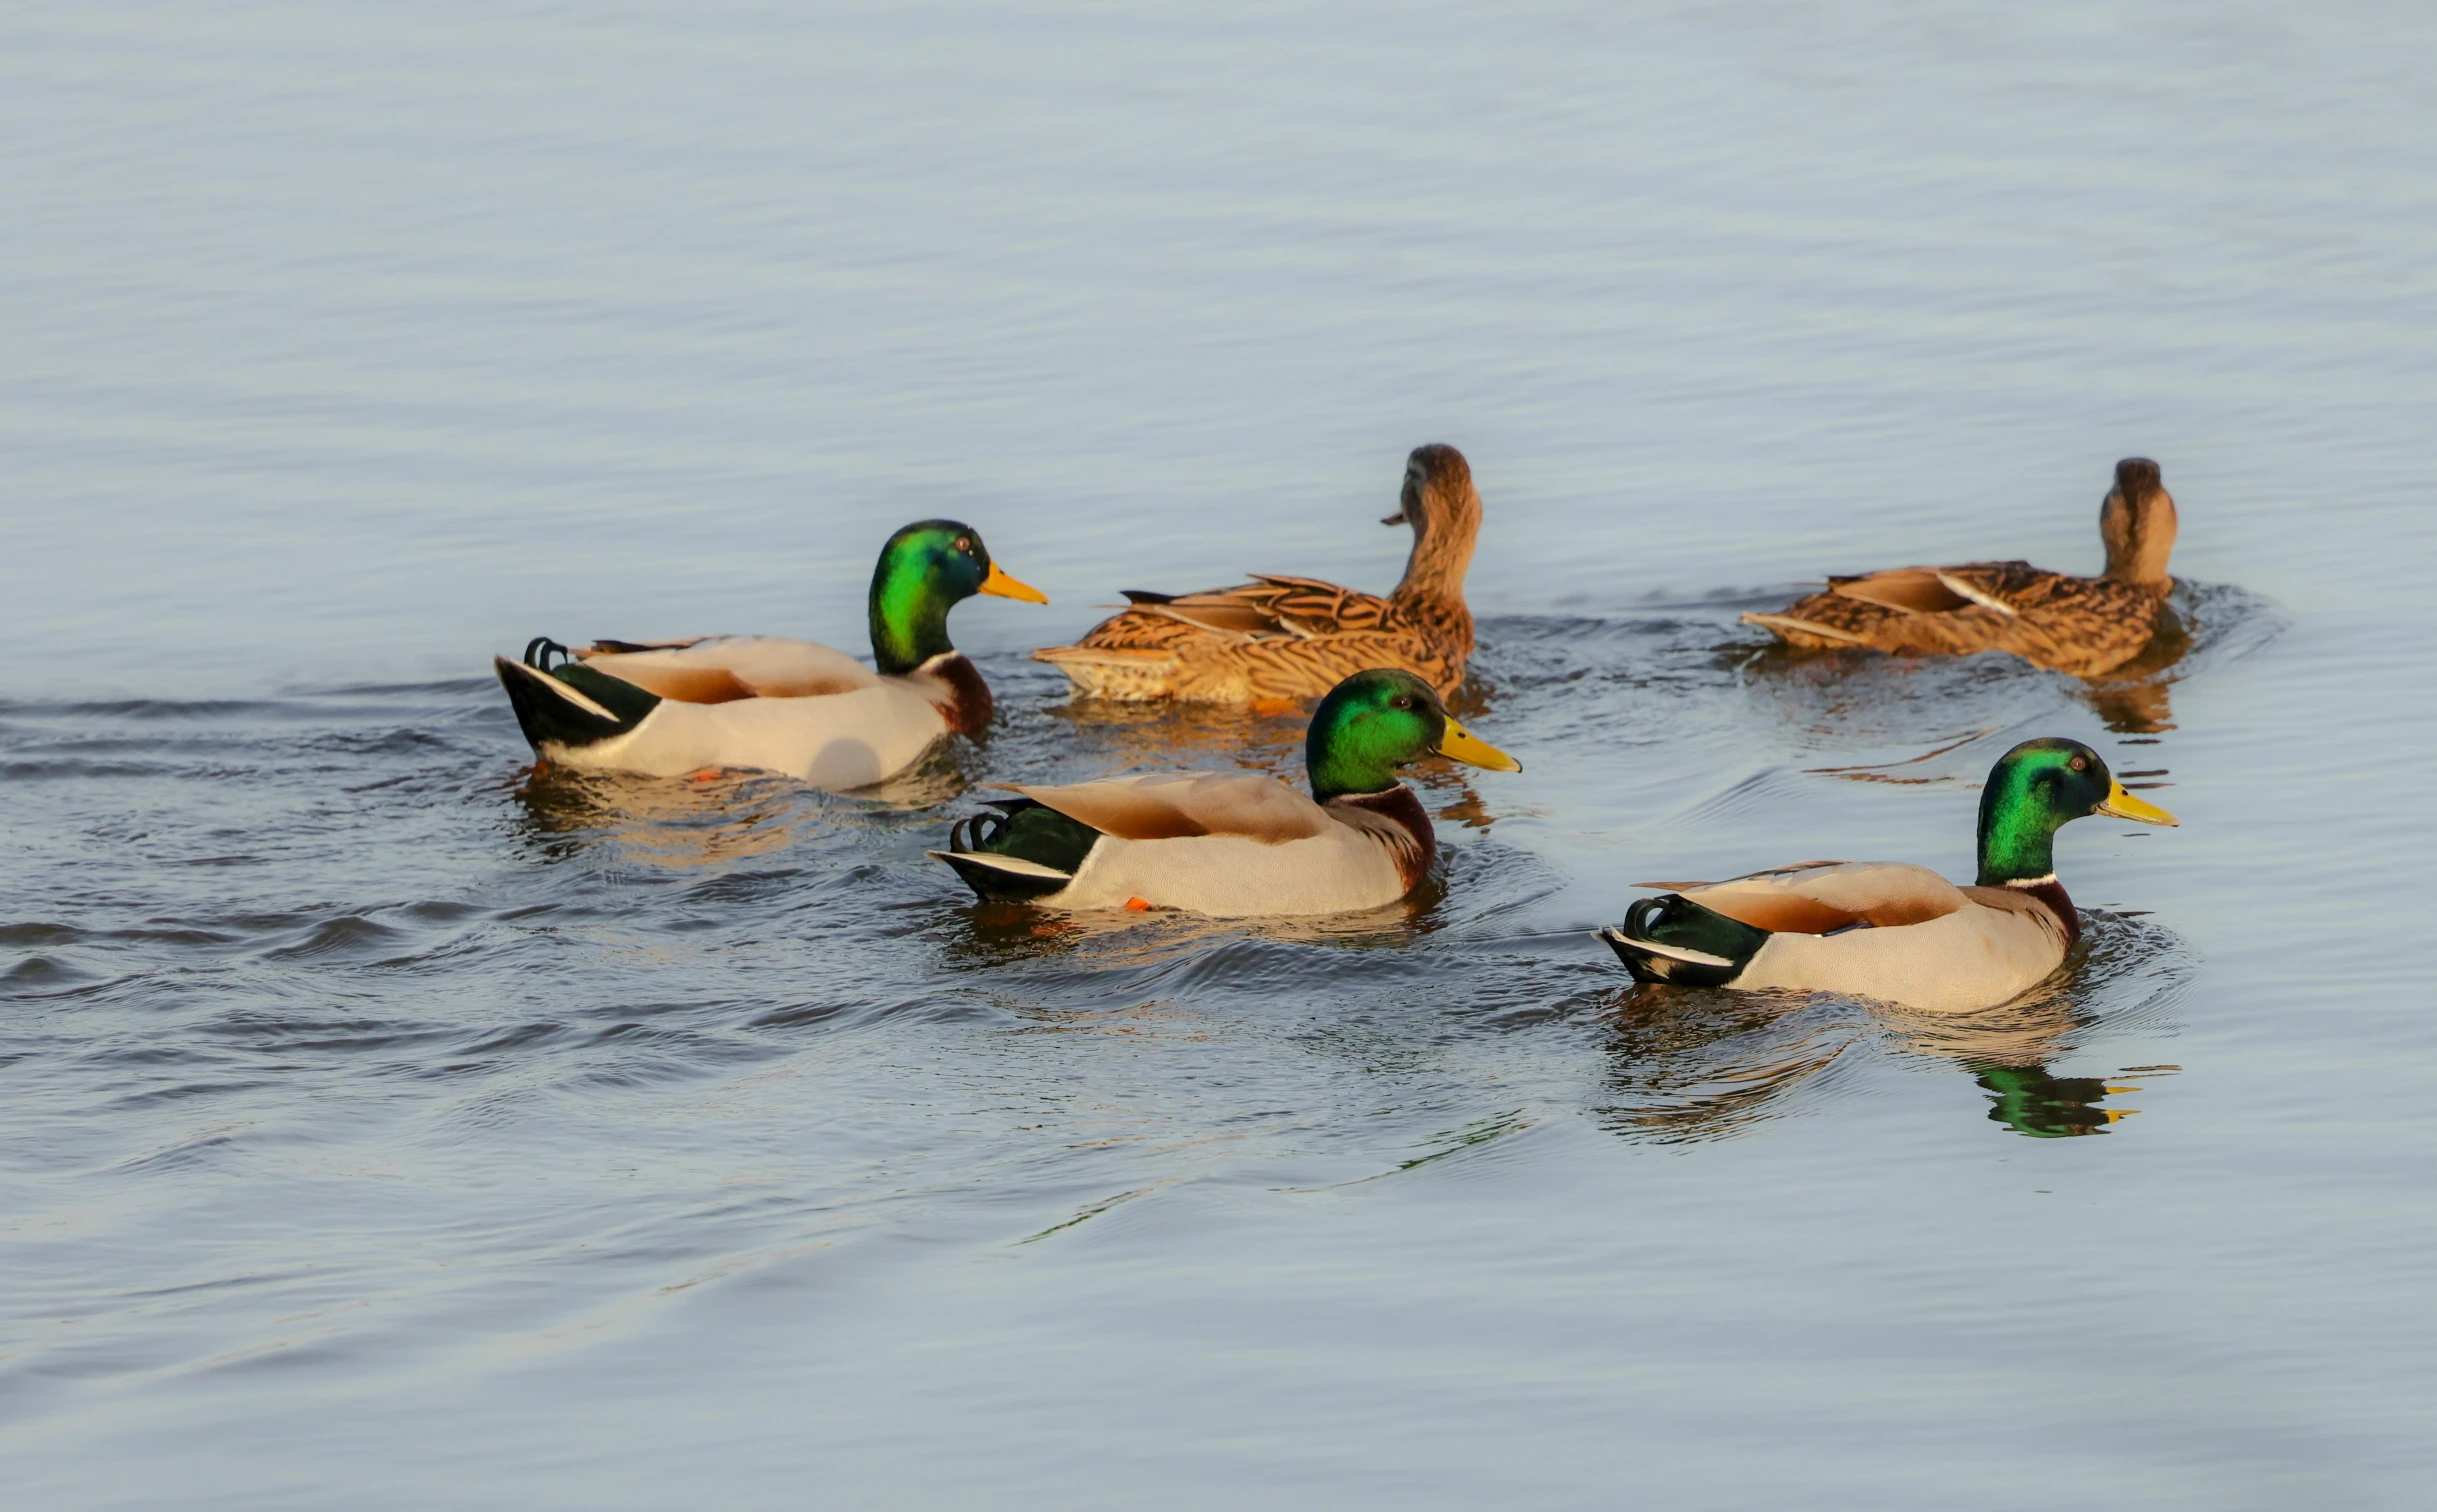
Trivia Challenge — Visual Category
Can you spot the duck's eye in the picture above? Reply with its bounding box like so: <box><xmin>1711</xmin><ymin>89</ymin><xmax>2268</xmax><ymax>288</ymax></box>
<box><xmin>1391</xmin><ymin>695</ymin><xmax>1412</xmax><ymax>709</ymax></box>
<box><xmin>2069</xmin><ymin>755</ymin><xmax>2088</xmax><ymax>772</ymax></box>
<box><xmin>954</xmin><ymin>536</ymin><xmax>972</xmax><ymax>553</ymax></box>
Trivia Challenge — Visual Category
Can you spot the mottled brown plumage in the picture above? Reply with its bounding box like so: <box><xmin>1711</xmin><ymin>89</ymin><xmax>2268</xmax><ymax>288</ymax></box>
<box><xmin>1744</xmin><ymin>458</ymin><xmax>2180</xmax><ymax>678</ymax></box>
<box><xmin>1035</xmin><ymin>444</ymin><xmax>1481</xmax><ymax>702</ymax></box>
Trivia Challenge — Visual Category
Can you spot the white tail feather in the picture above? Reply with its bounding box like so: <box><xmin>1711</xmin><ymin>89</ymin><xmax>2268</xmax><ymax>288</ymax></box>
<box><xmin>523</xmin><ymin>665</ymin><xmax>617</xmax><ymax>721</ymax></box>
<box><xmin>1740</xmin><ymin>612</ymin><xmax>1869</xmax><ymax>644</ymax></box>
<box><xmin>1599</xmin><ymin>928</ymin><xmax>1736</xmax><ymax>968</ymax></box>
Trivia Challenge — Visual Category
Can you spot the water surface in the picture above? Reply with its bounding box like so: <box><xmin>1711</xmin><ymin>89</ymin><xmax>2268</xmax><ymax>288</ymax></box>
<box><xmin>5</xmin><ymin>4</ymin><xmax>2435</xmax><ymax>1507</ymax></box>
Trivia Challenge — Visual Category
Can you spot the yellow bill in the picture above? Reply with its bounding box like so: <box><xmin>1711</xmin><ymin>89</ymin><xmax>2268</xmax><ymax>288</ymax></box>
<box><xmin>1436</xmin><ymin>717</ymin><xmax>1522</xmax><ymax>774</ymax></box>
<box><xmin>979</xmin><ymin>561</ymin><xmax>1050</xmax><ymax>604</ymax></box>
<box><xmin>2097</xmin><ymin>780</ymin><xmax>2177</xmax><ymax>826</ymax></box>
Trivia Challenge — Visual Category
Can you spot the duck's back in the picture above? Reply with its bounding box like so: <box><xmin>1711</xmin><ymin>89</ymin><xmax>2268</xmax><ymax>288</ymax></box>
<box><xmin>1732</xmin><ymin>894</ymin><xmax>2071</xmax><ymax>1012</ymax></box>
<box><xmin>542</xmin><ymin>636</ymin><xmax>948</xmax><ymax>787</ymax></box>
<box><xmin>579</xmin><ymin>636</ymin><xmax>881</xmax><ymax>701</ymax></box>
<box><xmin>1040</xmin><ymin>577</ymin><xmax>1461</xmax><ymax>702</ymax></box>
<box><xmin>580</xmin><ymin>679</ymin><xmax>945</xmax><ymax>786</ymax></box>
<box><xmin>1053</xmin><ymin>822</ymin><xmax>1408</xmax><ymax>915</ymax></box>
<box><xmin>1757</xmin><ymin>561</ymin><xmax>2165</xmax><ymax>677</ymax></box>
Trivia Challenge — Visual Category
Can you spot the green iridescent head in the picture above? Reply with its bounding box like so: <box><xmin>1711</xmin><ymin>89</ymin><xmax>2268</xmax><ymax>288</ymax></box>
<box><xmin>1975</xmin><ymin>737</ymin><xmax>2177</xmax><ymax>885</ymax></box>
<box><xmin>1303</xmin><ymin>668</ymin><xmax>1520</xmax><ymax>802</ymax></box>
<box><xmin>866</xmin><ymin>520</ymin><xmax>1047</xmax><ymax>676</ymax></box>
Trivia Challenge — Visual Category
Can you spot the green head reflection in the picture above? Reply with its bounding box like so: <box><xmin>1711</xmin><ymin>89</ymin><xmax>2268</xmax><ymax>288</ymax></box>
<box><xmin>1972</xmin><ymin>1063</ymin><xmax>2142</xmax><ymax>1138</ymax></box>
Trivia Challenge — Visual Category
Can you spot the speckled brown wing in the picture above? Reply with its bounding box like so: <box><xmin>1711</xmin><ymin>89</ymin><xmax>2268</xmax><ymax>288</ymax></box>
<box><xmin>1390</xmin><ymin>589</ymin><xmax>1474</xmax><ymax>675</ymax></box>
<box><xmin>1038</xmin><ymin>575</ymin><xmax>1461</xmax><ymax>702</ymax></box>
<box><xmin>1745</xmin><ymin>585</ymin><xmax>1917</xmax><ymax>650</ymax></box>
<box><xmin>1228</xmin><ymin>574</ymin><xmax>1400</xmax><ymax>634</ymax></box>
<box><xmin>1939</xmin><ymin>564</ymin><xmax>2164</xmax><ymax>676</ymax></box>
<box><xmin>1038</xmin><ymin>621</ymin><xmax>1460</xmax><ymax>704</ymax></box>
<box><xmin>1203</xmin><ymin>626</ymin><xmax>1463</xmax><ymax>703</ymax></box>
<box><xmin>1746</xmin><ymin>560</ymin><xmax>2164</xmax><ymax>677</ymax></box>
<box><xmin>1084</xmin><ymin>574</ymin><xmax>1399</xmax><ymax>644</ymax></box>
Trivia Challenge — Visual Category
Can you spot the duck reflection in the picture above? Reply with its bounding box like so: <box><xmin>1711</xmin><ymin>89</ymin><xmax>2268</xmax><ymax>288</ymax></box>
<box><xmin>1968</xmin><ymin>1063</ymin><xmax>2148</xmax><ymax>1138</ymax></box>
<box><xmin>501</xmin><ymin>713</ymin><xmax>984</xmax><ymax>866</ymax></box>
<box><xmin>1877</xmin><ymin>993</ymin><xmax>2157</xmax><ymax>1137</ymax></box>
<box><xmin>505</xmin><ymin>761</ymin><xmax>821</xmax><ymax>867</ymax></box>
<box><xmin>1593</xmin><ymin>976</ymin><xmax>2167</xmax><ymax>1142</ymax></box>
<box><xmin>1743</xmin><ymin>634</ymin><xmax>2183</xmax><ymax>745</ymax></box>
<box><xmin>936</xmin><ymin>887</ymin><xmax>1432</xmax><ymax>974</ymax></box>
<box><xmin>1426</xmin><ymin>776</ymin><xmax>1500</xmax><ymax>832</ymax></box>
<box><xmin>1047</xmin><ymin>696</ymin><xmax>1304</xmax><ymax>768</ymax></box>
<box><xmin>2079</xmin><ymin>606</ymin><xmax>2190</xmax><ymax>733</ymax></box>
<box><xmin>1591</xmin><ymin>985</ymin><xmax>1853</xmax><ymax>1141</ymax></box>
<box><xmin>2083</xmin><ymin>678</ymin><xmax>2175</xmax><ymax>735</ymax></box>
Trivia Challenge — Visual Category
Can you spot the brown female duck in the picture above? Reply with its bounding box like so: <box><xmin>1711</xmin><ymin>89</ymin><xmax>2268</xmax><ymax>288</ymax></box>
<box><xmin>1034</xmin><ymin>444</ymin><xmax>1481</xmax><ymax>703</ymax></box>
<box><xmin>1743</xmin><ymin>458</ymin><xmax>2179</xmax><ymax>678</ymax></box>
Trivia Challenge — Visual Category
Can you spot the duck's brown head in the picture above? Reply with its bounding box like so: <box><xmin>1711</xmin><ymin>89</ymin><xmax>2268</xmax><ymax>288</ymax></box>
<box><xmin>2099</xmin><ymin>457</ymin><xmax>2177</xmax><ymax>594</ymax></box>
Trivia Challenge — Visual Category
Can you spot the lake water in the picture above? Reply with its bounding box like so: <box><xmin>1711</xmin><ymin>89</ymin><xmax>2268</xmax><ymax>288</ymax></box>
<box><xmin>5</xmin><ymin>3</ymin><xmax>2435</xmax><ymax>1506</ymax></box>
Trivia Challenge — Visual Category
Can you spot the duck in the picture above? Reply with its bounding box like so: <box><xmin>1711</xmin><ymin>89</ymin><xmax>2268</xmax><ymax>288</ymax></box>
<box><xmin>1599</xmin><ymin>737</ymin><xmax>2176</xmax><ymax>1012</ymax></box>
<box><xmin>1033</xmin><ymin>443</ymin><xmax>1482</xmax><ymax>704</ymax></box>
<box><xmin>492</xmin><ymin>520</ymin><xmax>1048</xmax><ymax>789</ymax></box>
<box><xmin>1742</xmin><ymin>458</ymin><xmax>2180</xmax><ymax>677</ymax></box>
<box><xmin>930</xmin><ymin>668</ymin><xmax>1519</xmax><ymax>916</ymax></box>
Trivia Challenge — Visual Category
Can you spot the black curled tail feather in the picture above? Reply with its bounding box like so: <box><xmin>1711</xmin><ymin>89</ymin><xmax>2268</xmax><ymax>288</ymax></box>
<box><xmin>932</xmin><ymin>850</ymin><xmax>1072</xmax><ymax>904</ymax></box>
<box><xmin>932</xmin><ymin>798</ymin><xmax>1102</xmax><ymax>903</ymax></box>
<box><xmin>493</xmin><ymin>651</ymin><xmax>662</xmax><ymax>754</ymax></box>
<box><xmin>1599</xmin><ymin>897</ymin><xmax>1683</xmax><ymax>985</ymax></box>
<box><xmin>947</xmin><ymin>804</ymin><xmax>1013</xmax><ymax>857</ymax></box>
<box><xmin>1598</xmin><ymin>893</ymin><xmax>1770</xmax><ymax>988</ymax></box>
<box><xmin>953</xmin><ymin>798</ymin><xmax>1101</xmax><ymax>874</ymax></box>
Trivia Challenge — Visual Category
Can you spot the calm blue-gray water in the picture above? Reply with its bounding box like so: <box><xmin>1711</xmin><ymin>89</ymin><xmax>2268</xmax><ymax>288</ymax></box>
<box><xmin>5</xmin><ymin>3</ymin><xmax>2435</xmax><ymax>1506</ymax></box>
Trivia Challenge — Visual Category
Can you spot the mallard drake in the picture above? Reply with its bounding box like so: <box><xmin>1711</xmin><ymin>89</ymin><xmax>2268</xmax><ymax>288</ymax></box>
<box><xmin>493</xmin><ymin>520</ymin><xmax>1047</xmax><ymax>789</ymax></box>
<box><xmin>1599</xmin><ymin>737</ymin><xmax>2176</xmax><ymax>1012</ymax></box>
<box><xmin>931</xmin><ymin>668</ymin><xmax>1519</xmax><ymax>916</ymax></box>
<box><xmin>1743</xmin><ymin>459</ymin><xmax>2179</xmax><ymax>677</ymax></box>
<box><xmin>1033</xmin><ymin>444</ymin><xmax>1481</xmax><ymax>703</ymax></box>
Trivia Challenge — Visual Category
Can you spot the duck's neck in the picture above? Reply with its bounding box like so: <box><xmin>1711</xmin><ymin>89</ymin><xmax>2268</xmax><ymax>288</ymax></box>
<box><xmin>1978</xmin><ymin>835</ymin><xmax>2052</xmax><ymax>889</ymax></box>
<box><xmin>1326</xmin><ymin>784</ymin><xmax>1436</xmax><ymax>889</ymax></box>
<box><xmin>869</xmin><ymin>575</ymin><xmax>956</xmax><ymax>677</ymax></box>
<box><xmin>1976</xmin><ymin>798</ymin><xmax>2078</xmax><ymax>947</ymax></box>
<box><xmin>2100</xmin><ymin>490</ymin><xmax>2177</xmax><ymax>595</ymax></box>
<box><xmin>1388</xmin><ymin>485</ymin><xmax>1481</xmax><ymax>617</ymax></box>
<box><xmin>1976</xmin><ymin>799</ymin><xmax>2057</xmax><ymax>888</ymax></box>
